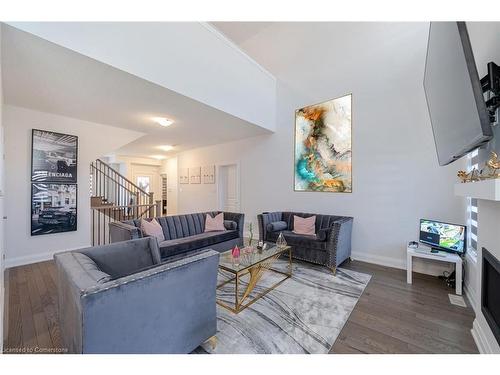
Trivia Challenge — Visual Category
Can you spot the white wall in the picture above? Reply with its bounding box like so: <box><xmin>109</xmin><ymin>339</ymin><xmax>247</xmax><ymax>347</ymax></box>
<box><xmin>176</xmin><ymin>23</ymin><xmax>465</xmax><ymax>275</ymax></box>
<box><xmin>7</xmin><ymin>22</ymin><xmax>277</xmax><ymax>132</ymax></box>
<box><xmin>3</xmin><ymin>105</ymin><xmax>143</xmax><ymax>267</ymax></box>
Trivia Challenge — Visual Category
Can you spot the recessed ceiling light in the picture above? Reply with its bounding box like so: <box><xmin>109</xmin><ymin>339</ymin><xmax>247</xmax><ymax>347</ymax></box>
<box><xmin>158</xmin><ymin>145</ymin><xmax>174</xmax><ymax>152</ymax></box>
<box><xmin>151</xmin><ymin>155</ymin><xmax>166</xmax><ymax>160</ymax></box>
<box><xmin>152</xmin><ymin>117</ymin><xmax>174</xmax><ymax>127</ymax></box>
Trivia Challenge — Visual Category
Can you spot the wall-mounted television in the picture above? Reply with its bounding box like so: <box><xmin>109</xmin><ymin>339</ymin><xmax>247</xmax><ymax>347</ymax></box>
<box><xmin>419</xmin><ymin>219</ymin><xmax>466</xmax><ymax>255</ymax></box>
<box><xmin>424</xmin><ymin>22</ymin><xmax>493</xmax><ymax>166</ymax></box>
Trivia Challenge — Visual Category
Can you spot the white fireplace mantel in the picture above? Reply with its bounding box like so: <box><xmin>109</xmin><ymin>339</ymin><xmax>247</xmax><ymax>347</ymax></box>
<box><xmin>454</xmin><ymin>179</ymin><xmax>500</xmax><ymax>201</ymax></box>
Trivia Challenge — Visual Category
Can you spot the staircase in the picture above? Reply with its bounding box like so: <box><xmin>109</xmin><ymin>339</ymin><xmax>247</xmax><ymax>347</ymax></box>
<box><xmin>90</xmin><ymin>159</ymin><xmax>161</xmax><ymax>245</ymax></box>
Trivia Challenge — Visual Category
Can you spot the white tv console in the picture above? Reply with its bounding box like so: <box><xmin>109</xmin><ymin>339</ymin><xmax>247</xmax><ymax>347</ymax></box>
<box><xmin>406</xmin><ymin>244</ymin><xmax>463</xmax><ymax>295</ymax></box>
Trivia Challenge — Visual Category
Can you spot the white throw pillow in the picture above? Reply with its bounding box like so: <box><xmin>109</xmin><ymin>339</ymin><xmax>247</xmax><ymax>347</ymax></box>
<box><xmin>141</xmin><ymin>218</ymin><xmax>165</xmax><ymax>241</ymax></box>
<box><xmin>204</xmin><ymin>213</ymin><xmax>226</xmax><ymax>232</ymax></box>
<box><xmin>292</xmin><ymin>215</ymin><xmax>316</xmax><ymax>236</ymax></box>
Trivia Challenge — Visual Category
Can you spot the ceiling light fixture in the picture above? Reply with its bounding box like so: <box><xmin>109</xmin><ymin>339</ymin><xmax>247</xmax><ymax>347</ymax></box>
<box><xmin>153</xmin><ymin>117</ymin><xmax>174</xmax><ymax>127</ymax></box>
<box><xmin>151</xmin><ymin>155</ymin><xmax>166</xmax><ymax>160</ymax></box>
<box><xmin>158</xmin><ymin>145</ymin><xmax>174</xmax><ymax>152</ymax></box>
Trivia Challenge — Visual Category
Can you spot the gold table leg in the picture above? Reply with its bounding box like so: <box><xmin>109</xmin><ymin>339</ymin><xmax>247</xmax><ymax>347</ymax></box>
<box><xmin>216</xmin><ymin>248</ymin><xmax>293</xmax><ymax>314</ymax></box>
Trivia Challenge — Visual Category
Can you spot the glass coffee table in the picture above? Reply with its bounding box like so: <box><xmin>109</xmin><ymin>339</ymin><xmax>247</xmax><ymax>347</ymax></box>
<box><xmin>217</xmin><ymin>243</ymin><xmax>292</xmax><ymax>314</ymax></box>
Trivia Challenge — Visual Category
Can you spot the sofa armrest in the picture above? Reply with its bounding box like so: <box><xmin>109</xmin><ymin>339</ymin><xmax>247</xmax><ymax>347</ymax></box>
<box><xmin>326</xmin><ymin>217</ymin><xmax>353</xmax><ymax>267</ymax></box>
<box><xmin>257</xmin><ymin>212</ymin><xmax>283</xmax><ymax>242</ymax></box>
<box><xmin>109</xmin><ymin>221</ymin><xmax>142</xmax><ymax>243</ymax></box>
<box><xmin>223</xmin><ymin>212</ymin><xmax>245</xmax><ymax>238</ymax></box>
<box><xmin>79</xmin><ymin>249</ymin><xmax>220</xmax><ymax>353</ymax></box>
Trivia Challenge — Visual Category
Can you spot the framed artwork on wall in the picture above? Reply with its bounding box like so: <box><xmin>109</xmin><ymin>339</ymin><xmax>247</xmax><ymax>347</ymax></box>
<box><xmin>202</xmin><ymin>165</ymin><xmax>215</xmax><ymax>184</ymax></box>
<box><xmin>294</xmin><ymin>94</ymin><xmax>352</xmax><ymax>193</ymax></box>
<box><xmin>31</xmin><ymin>129</ymin><xmax>78</xmax><ymax>183</ymax></box>
<box><xmin>179</xmin><ymin>168</ymin><xmax>189</xmax><ymax>184</ymax></box>
<box><xmin>31</xmin><ymin>183</ymin><xmax>77</xmax><ymax>236</ymax></box>
<box><xmin>189</xmin><ymin>167</ymin><xmax>201</xmax><ymax>184</ymax></box>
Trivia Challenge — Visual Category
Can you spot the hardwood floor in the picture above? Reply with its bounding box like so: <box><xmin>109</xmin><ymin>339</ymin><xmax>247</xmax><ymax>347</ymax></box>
<box><xmin>2</xmin><ymin>259</ymin><xmax>478</xmax><ymax>354</ymax></box>
<box><xmin>330</xmin><ymin>260</ymin><xmax>478</xmax><ymax>354</ymax></box>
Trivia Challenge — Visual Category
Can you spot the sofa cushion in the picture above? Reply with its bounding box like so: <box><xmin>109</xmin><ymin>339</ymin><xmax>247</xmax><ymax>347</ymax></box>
<box><xmin>159</xmin><ymin>230</ymin><xmax>239</xmax><ymax>258</ymax></box>
<box><xmin>224</xmin><ymin>220</ymin><xmax>238</xmax><ymax>230</ymax></box>
<box><xmin>267</xmin><ymin>230</ymin><xmax>327</xmax><ymax>251</ymax></box>
<box><xmin>282</xmin><ymin>212</ymin><xmax>343</xmax><ymax>232</ymax></box>
<box><xmin>316</xmin><ymin>227</ymin><xmax>331</xmax><ymax>241</ymax></box>
<box><xmin>72</xmin><ymin>253</ymin><xmax>111</xmax><ymax>284</ymax></box>
<box><xmin>266</xmin><ymin>221</ymin><xmax>287</xmax><ymax>232</ymax></box>
<box><xmin>293</xmin><ymin>215</ymin><xmax>316</xmax><ymax>235</ymax></box>
<box><xmin>81</xmin><ymin>237</ymin><xmax>161</xmax><ymax>279</ymax></box>
<box><xmin>141</xmin><ymin>218</ymin><xmax>165</xmax><ymax>242</ymax></box>
<box><xmin>204</xmin><ymin>213</ymin><xmax>226</xmax><ymax>232</ymax></box>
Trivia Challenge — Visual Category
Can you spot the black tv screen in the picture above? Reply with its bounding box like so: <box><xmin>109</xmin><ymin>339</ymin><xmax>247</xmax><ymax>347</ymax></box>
<box><xmin>424</xmin><ymin>22</ymin><xmax>492</xmax><ymax>166</ymax></box>
<box><xmin>419</xmin><ymin>219</ymin><xmax>466</xmax><ymax>254</ymax></box>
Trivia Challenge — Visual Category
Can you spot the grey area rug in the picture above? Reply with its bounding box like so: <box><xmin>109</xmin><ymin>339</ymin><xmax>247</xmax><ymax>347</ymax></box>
<box><xmin>194</xmin><ymin>260</ymin><xmax>371</xmax><ymax>354</ymax></box>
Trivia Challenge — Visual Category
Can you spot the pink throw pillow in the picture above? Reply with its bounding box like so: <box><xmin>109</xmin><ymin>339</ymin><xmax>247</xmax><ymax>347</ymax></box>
<box><xmin>141</xmin><ymin>218</ymin><xmax>165</xmax><ymax>241</ymax></box>
<box><xmin>205</xmin><ymin>213</ymin><xmax>226</xmax><ymax>232</ymax></box>
<box><xmin>293</xmin><ymin>215</ymin><xmax>316</xmax><ymax>236</ymax></box>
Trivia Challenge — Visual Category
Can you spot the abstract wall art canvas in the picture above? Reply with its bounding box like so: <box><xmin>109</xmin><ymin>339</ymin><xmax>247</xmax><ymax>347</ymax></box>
<box><xmin>294</xmin><ymin>94</ymin><xmax>352</xmax><ymax>193</ymax></box>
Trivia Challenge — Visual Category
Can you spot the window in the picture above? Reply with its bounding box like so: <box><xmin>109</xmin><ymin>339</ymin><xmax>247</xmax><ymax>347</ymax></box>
<box><xmin>466</xmin><ymin>149</ymin><xmax>479</xmax><ymax>256</ymax></box>
<box><xmin>136</xmin><ymin>176</ymin><xmax>151</xmax><ymax>193</ymax></box>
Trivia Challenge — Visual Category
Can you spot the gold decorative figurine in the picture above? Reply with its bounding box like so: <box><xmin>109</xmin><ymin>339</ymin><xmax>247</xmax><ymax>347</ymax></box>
<box><xmin>480</xmin><ymin>151</ymin><xmax>500</xmax><ymax>179</ymax></box>
<box><xmin>458</xmin><ymin>151</ymin><xmax>500</xmax><ymax>183</ymax></box>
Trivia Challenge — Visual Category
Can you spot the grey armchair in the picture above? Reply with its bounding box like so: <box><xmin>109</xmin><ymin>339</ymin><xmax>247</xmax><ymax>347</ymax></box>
<box><xmin>257</xmin><ymin>211</ymin><xmax>353</xmax><ymax>274</ymax></box>
<box><xmin>54</xmin><ymin>237</ymin><xmax>219</xmax><ymax>353</ymax></box>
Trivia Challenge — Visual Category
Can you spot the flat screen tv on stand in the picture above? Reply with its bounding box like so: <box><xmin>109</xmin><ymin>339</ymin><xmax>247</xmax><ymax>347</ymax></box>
<box><xmin>419</xmin><ymin>219</ymin><xmax>466</xmax><ymax>255</ymax></box>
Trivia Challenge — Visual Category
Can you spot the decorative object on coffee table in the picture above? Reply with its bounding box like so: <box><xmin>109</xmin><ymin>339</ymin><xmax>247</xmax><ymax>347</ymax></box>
<box><xmin>276</xmin><ymin>232</ymin><xmax>287</xmax><ymax>248</ymax></box>
<box><xmin>248</xmin><ymin>222</ymin><xmax>254</xmax><ymax>246</ymax></box>
<box><xmin>217</xmin><ymin>243</ymin><xmax>292</xmax><ymax>314</ymax></box>
<box><xmin>231</xmin><ymin>245</ymin><xmax>241</xmax><ymax>267</ymax></box>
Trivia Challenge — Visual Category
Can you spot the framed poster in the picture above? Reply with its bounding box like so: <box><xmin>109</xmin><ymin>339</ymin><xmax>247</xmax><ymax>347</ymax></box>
<box><xmin>179</xmin><ymin>168</ymin><xmax>189</xmax><ymax>184</ymax></box>
<box><xmin>31</xmin><ymin>129</ymin><xmax>78</xmax><ymax>183</ymax></box>
<box><xmin>31</xmin><ymin>183</ymin><xmax>77</xmax><ymax>236</ymax></box>
<box><xmin>202</xmin><ymin>165</ymin><xmax>215</xmax><ymax>184</ymax></box>
<box><xmin>294</xmin><ymin>94</ymin><xmax>352</xmax><ymax>193</ymax></box>
<box><xmin>189</xmin><ymin>167</ymin><xmax>201</xmax><ymax>184</ymax></box>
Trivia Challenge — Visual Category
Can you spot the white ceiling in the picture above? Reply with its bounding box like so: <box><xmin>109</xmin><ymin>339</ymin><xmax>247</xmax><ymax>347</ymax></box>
<box><xmin>212</xmin><ymin>22</ymin><xmax>430</xmax><ymax>93</ymax></box>
<box><xmin>1</xmin><ymin>24</ymin><xmax>270</xmax><ymax>158</ymax></box>
<box><xmin>211</xmin><ymin>22</ymin><xmax>274</xmax><ymax>45</ymax></box>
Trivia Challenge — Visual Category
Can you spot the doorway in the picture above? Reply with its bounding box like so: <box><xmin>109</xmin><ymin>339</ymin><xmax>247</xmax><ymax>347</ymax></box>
<box><xmin>217</xmin><ymin>163</ymin><xmax>240</xmax><ymax>212</ymax></box>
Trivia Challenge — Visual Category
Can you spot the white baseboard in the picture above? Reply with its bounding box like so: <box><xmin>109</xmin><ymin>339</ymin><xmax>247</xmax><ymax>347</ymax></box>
<box><xmin>4</xmin><ymin>247</ymin><xmax>83</xmax><ymax>269</ymax></box>
<box><xmin>471</xmin><ymin>318</ymin><xmax>498</xmax><ymax>354</ymax></box>
<box><xmin>351</xmin><ymin>250</ymin><xmax>454</xmax><ymax>277</ymax></box>
<box><xmin>351</xmin><ymin>251</ymin><xmax>406</xmax><ymax>270</ymax></box>
<box><xmin>463</xmin><ymin>281</ymin><xmax>478</xmax><ymax>313</ymax></box>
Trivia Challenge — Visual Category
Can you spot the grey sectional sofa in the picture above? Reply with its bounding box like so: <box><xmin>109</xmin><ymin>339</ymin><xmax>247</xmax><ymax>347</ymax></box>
<box><xmin>109</xmin><ymin>211</ymin><xmax>244</xmax><ymax>260</ymax></box>
<box><xmin>54</xmin><ymin>237</ymin><xmax>219</xmax><ymax>353</ymax></box>
<box><xmin>258</xmin><ymin>211</ymin><xmax>353</xmax><ymax>274</ymax></box>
